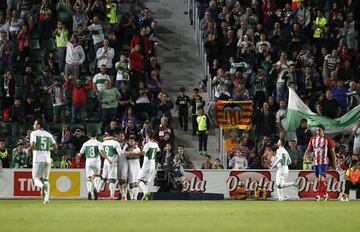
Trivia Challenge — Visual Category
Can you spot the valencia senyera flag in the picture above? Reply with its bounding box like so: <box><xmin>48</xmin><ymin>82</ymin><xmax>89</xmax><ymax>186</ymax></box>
<box><xmin>215</xmin><ymin>100</ymin><xmax>253</xmax><ymax>130</ymax></box>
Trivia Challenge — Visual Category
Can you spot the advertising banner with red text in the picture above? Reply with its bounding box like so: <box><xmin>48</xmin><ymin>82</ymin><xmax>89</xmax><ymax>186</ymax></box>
<box><xmin>0</xmin><ymin>169</ymin><xmax>351</xmax><ymax>199</ymax></box>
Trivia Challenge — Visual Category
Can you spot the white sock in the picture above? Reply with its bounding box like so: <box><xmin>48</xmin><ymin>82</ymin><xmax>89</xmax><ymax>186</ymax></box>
<box><xmin>139</xmin><ymin>181</ymin><xmax>148</xmax><ymax>194</ymax></box>
<box><xmin>87</xmin><ymin>180</ymin><xmax>93</xmax><ymax>193</ymax></box>
<box><xmin>120</xmin><ymin>183</ymin><xmax>127</xmax><ymax>199</ymax></box>
<box><xmin>43</xmin><ymin>181</ymin><xmax>50</xmax><ymax>202</ymax></box>
<box><xmin>97</xmin><ymin>179</ymin><xmax>106</xmax><ymax>192</ymax></box>
<box><xmin>93</xmin><ymin>176</ymin><xmax>100</xmax><ymax>192</ymax></box>
<box><xmin>277</xmin><ymin>188</ymin><xmax>282</xmax><ymax>200</ymax></box>
<box><xmin>129</xmin><ymin>188</ymin><xmax>135</xmax><ymax>200</ymax></box>
<box><xmin>109</xmin><ymin>182</ymin><xmax>116</xmax><ymax>198</ymax></box>
<box><xmin>34</xmin><ymin>179</ymin><xmax>43</xmax><ymax>189</ymax></box>
<box><xmin>281</xmin><ymin>182</ymin><xmax>295</xmax><ymax>189</ymax></box>
<box><xmin>133</xmin><ymin>187</ymin><xmax>139</xmax><ymax>200</ymax></box>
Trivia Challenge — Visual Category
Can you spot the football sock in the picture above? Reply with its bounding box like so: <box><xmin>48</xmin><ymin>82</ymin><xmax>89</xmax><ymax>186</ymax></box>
<box><xmin>34</xmin><ymin>178</ymin><xmax>43</xmax><ymax>189</ymax></box>
<box><xmin>120</xmin><ymin>183</ymin><xmax>127</xmax><ymax>199</ymax></box>
<box><xmin>109</xmin><ymin>182</ymin><xmax>116</xmax><ymax>198</ymax></box>
<box><xmin>94</xmin><ymin>176</ymin><xmax>100</xmax><ymax>191</ymax></box>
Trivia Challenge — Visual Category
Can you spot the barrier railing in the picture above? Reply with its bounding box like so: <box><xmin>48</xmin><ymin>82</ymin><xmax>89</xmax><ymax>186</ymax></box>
<box><xmin>190</xmin><ymin>2</ymin><xmax>221</xmax><ymax>164</ymax></box>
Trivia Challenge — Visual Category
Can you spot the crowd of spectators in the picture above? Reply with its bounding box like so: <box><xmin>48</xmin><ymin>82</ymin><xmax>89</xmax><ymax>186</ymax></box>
<box><xmin>194</xmin><ymin>0</ymin><xmax>360</xmax><ymax>169</ymax></box>
<box><xmin>0</xmin><ymin>0</ymin><xmax>191</xmax><ymax>169</ymax></box>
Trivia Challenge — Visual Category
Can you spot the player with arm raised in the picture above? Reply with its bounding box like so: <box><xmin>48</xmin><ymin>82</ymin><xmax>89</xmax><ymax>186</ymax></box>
<box><xmin>77</xmin><ymin>130</ymin><xmax>112</xmax><ymax>200</ymax></box>
<box><xmin>304</xmin><ymin>124</ymin><xmax>336</xmax><ymax>201</ymax></box>
<box><xmin>139</xmin><ymin>132</ymin><xmax>160</xmax><ymax>200</ymax></box>
<box><xmin>271</xmin><ymin>139</ymin><xmax>297</xmax><ymax>201</ymax></box>
<box><xmin>97</xmin><ymin>133</ymin><xmax>123</xmax><ymax>200</ymax></box>
<box><xmin>124</xmin><ymin>135</ymin><xmax>142</xmax><ymax>200</ymax></box>
<box><xmin>29</xmin><ymin>119</ymin><xmax>58</xmax><ymax>204</ymax></box>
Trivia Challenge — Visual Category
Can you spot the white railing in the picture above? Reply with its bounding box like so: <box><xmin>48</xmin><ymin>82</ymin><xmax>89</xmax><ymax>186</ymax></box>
<box><xmin>190</xmin><ymin>2</ymin><xmax>222</xmax><ymax>165</ymax></box>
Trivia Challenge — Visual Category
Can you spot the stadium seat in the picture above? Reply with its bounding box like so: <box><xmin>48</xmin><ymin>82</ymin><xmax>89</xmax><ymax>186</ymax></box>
<box><xmin>0</xmin><ymin>122</ymin><xmax>12</xmax><ymax>136</ymax></box>
<box><xmin>14</xmin><ymin>75</ymin><xmax>24</xmax><ymax>87</ymax></box>
<box><xmin>31</xmin><ymin>39</ymin><xmax>41</xmax><ymax>50</ymax></box>
<box><xmin>29</xmin><ymin>50</ymin><xmax>43</xmax><ymax>62</ymax></box>
<box><xmin>15</xmin><ymin>86</ymin><xmax>24</xmax><ymax>99</ymax></box>
<box><xmin>31</xmin><ymin>63</ymin><xmax>43</xmax><ymax>74</ymax></box>
<box><xmin>86</xmin><ymin>123</ymin><xmax>101</xmax><ymax>135</ymax></box>
<box><xmin>42</xmin><ymin>40</ymin><xmax>56</xmax><ymax>51</ymax></box>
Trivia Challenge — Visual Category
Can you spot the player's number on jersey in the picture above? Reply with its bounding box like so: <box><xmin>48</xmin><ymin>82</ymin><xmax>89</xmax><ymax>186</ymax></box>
<box><xmin>89</xmin><ymin>147</ymin><xmax>95</xmax><ymax>158</ymax></box>
<box><xmin>104</xmin><ymin>146</ymin><xmax>111</xmax><ymax>156</ymax></box>
<box><xmin>40</xmin><ymin>137</ymin><xmax>48</xmax><ymax>150</ymax></box>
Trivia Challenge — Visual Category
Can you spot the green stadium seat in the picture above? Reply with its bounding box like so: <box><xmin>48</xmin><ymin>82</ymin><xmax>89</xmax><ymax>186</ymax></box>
<box><xmin>30</xmin><ymin>31</ymin><xmax>39</xmax><ymax>39</ymax></box>
<box><xmin>30</xmin><ymin>39</ymin><xmax>41</xmax><ymax>50</ymax></box>
<box><xmin>15</xmin><ymin>86</ymin><xmax>24</xmax><ymax>99</ymax></box>
<box><xmin>86</xmin><ymin>123</ymin><xmax>101</xmax><ymax>135</ymax></box>
<box><xmin>0</xmin><ymin>122</ymin><xmax>12</xmax><ymax>136</ymax></box>
<box><xmin>42</xmin><ymin>40</ymin><xmax>56</xmax><ymax>51</ymax></box>
<box><xmin>29</xmin><ymin>50</ymin><xmax>43</xmax><ymax>63</ymax></box>
<box><xmin>14</xmin><ymin>75</ymin><xmax>24</xmax><ymax>87</ymax></box>
<box><xmin>31</xmin><ymin>63</ymin><xmax>43</xmax><ymax>74</ymax></box>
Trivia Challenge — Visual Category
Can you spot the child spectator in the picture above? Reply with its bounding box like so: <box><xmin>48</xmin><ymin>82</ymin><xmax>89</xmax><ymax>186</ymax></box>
<box><xmin>201</xmin><ymin>154</ymin><xmax>213</xmax><ymax>169</ymax></box>
<box><xmin>229</xmin><ymin>150</ymin><xmax>248</xmax><ymax>170</ymax></box>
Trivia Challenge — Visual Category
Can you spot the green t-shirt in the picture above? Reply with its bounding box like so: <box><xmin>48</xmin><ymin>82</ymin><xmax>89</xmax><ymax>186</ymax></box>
<box><xmin>99</xmin><ymin>88</ymin><xmax>120</xmax><ymax>109</ymax></box>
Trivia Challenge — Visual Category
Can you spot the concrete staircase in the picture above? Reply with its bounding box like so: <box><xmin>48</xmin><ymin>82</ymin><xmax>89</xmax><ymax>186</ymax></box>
<box><xmin>146</xmin><ymin>0</ymin><xmax>219</xmax><ymax>168</ymax></box>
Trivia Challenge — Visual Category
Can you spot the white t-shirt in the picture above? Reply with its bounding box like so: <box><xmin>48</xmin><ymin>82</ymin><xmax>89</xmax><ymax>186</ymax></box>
<box><xmin>276</xmin><ymin>60</ymin><xmax>294</xmax><ymax>83</ymax></box>
<box><xmin>275</xmin><ymin>109</ymin><xmax>287</xmax><ymax>129</ymax></box>
<box><xmin>30</xmin><ymin>130</ymin><xmax>56</xmax><ymax>163</ymax></box>
<box><xmin>93</xmin><ymin>73</ymin><xmax>111</xmax><ymax>92</ymax></box>
<box><xmin>80</xmin><ymin>139</ymin><xmax>104</xmax><ymax>163</ymax></box>
<box><xmin>87</xmin><ymin>23</ymin><xmax>105</xmax><ymax>45</ymax></box>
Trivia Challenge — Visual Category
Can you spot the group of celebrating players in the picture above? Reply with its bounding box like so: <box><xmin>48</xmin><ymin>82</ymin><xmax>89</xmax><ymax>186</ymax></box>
<box><xmin>29</xmin><ymin>115</ymin><xmax>336</xmax><ymax>204</ymax></box>
<box><xmin>30</xmin><ymin>118</ymin><xmax>159</xmax><ymax>204</ymax></box>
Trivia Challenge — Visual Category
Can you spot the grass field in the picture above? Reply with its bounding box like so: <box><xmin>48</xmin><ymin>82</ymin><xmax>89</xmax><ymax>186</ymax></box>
<box><xmin>0</xmin><ymin>200</ymin><xmax>359</xmax><ymax>232</ymax></box>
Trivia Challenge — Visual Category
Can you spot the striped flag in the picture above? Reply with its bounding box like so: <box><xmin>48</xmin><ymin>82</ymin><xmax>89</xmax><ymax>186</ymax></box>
<box><xmin>215</xmin><ymin>101</ymin><xmax>253</xmax><ymax>130</ymax></box>
<box><xmin>285</xmin><ymin>87</ymin><xmax>360</xmax><ymax>137</ymax></box>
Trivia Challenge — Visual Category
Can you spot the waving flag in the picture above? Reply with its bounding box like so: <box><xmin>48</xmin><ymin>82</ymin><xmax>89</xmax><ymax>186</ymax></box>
<box><xmin>215</xmin><ymin>101</ymin><xmax>253</xmax><ymax>130</ymax></box>
<box><xmin>285</xmin><ymin>88</ymin><xmax>360</xmax><ymax>136</ymax></box>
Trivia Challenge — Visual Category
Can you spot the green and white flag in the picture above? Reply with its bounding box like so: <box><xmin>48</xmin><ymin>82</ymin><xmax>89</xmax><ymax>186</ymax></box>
<box><xmin>285</xmin><ymin>87</ymin><xmax>360</xmax><ymax>136</ymax></box>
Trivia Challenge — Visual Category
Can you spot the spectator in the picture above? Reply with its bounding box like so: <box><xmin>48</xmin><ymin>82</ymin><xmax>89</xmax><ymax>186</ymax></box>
<box><xmin>49</xmin><ymin>77</ymin><xmax>66</xmax><ymax>123</ymax></box>
<box><xmin>72</xmin><ymin>4</ymin><xmax>87</xmax><ymax>32</ymax></box>
<box><xmin>71</xmin><ymin>154</ymin><xmax>85</xmax><ymax>168</ymax></box>
<box><xmin>287</xmin><ymin>140</ymin><xmax>302</xmax><ymax>169</ymax></box>
<box><xmin>10</xmin><ymin>99</ymin><xmax>26</xmax><ymax>137</ymax></box>
<box><xmin>115</xmin><ymin>54</ymin><xmax>130</xmax><ymax>87</ymax></box>
<box><xmin>201</xmin><ymin>154</ymin><xmax>213</xmax><ymax>169</ymax></box>
<box><xmin>0</xmin><ymin>138</ymin><xmax>10</xmax><ymax>168</ymax></box>
<box><xmin>176</xmin><ymin>87</ymin><xmax>191</xmax><ymax>132</ymax></box>
<box><xmin>11</xmin><ymin>140</ymin><xmax>29</xmax><ymax>168</ymax></box>
<box><xmin>316</xmin><ymin>90</ymin><xmax>341</xmax><ymax>118</ymax></box>
<box><xmin>87</xmin><ymin>16</ymin><xmax>105</xmax><ymax>56</ymax></box>
<box><xmin>24</xmin><ymin>94</ymin><xmax>42</xmax><ymax>123</ymax></box>
<box><xmin>121</xmin><ymin>106</ymin><xmax>137</xmax><ymax>128</ymax></box>
<box><xmin>190</xmin><ymin>88</ymin><xmax>205</xmax><ymax>136</ymax></box>
<box><xmin>37</xmin><ymin>0</ymin><xmax>53</xmax><ymax>46</ymax></box>
<box><xmin>196</xmin><ymin>107</ymin><xmax>210</xmax><ymax>155</ymax></box>
<box><xmin>69</xmin><ymin>128</ymin><xmax>88</xmax><ymax>154</ymax></box>
<box><xmin>16</xmin><ymin>17</ymin><xmax>33</xmax><ymax>61</ymax></box>
<box><xmin>64</xmin><ymin>74</ymin><xmax>93</xmax><ymax>124</ymax></box>
<box><xmin>93</xmin><ymin>64</ymin><xmax>111</xmax><ymax>94</ymax></box>
<box><xmin>54</xmin><ymin>21</ymin><xmax>69</xmax><ymax>72</ymax></box>
<box><xmin>105</xmin><ymin>120</ymin><xmax>120</xmax><ymax>136</ymax></box>
<box><xmin>213</xmin><ymin>158</ymin><xmax>224</xmax><ymax>170</ymax></box>
<box><xmin>60</xmin><ymin>124</ymin><xmax>71</xmax><ymax>147</ymax></box>
<box><xmin>59</xmin><ymin>154</ymin><xmax>71</xmax><ymax>168</ymax></box>
<box><xmin>96</xmin><ymin>39</ymin><xmax>115</xmax><ymax>71</ymax></box>
<box><xmin>275</xmin><ymin>51</ymin><xmax>294</xmax><ymax>103</ymax></box>
<box><xmin>275</xmin><ymin>100</ymin><xmax>287</xmax><ymax>132</ymax></box>
<box><xmin>157</xmin><ymin>142</ymin><xmax>174</xmax><ymax>170</ymax></box>
<box><xmin>155</xmin><ymin>116</ymin><xmax>174</xmax><ymax>142</ymax></box>
<box><xmin>331</xmin><ymin>80</ymin><xmax>348</xmax><ymax>115</ymax></box>
<box><xmin>98</xmin><ymin>80</ymin><xmax>120</xmax><ymax>132</ymax></box>
<box><xmin>130</xmin><ymin>26</ymin><xmax>152</xmax><ymax>59</ymax></box>
<box><xmin>63</xmin><ymin>35</ymin><xmax>86</xmax><ymax>81</ymax></box>
<box><xmin>254</xmin><ymin>102</ymin><xmax>276</xmax><ymax>137</ymax></box>
<box><xmin>173</xmin><ymin>145</ymin><xmax>195</xmax><ymax>169</ymax></box>
<box><xmin>352</xmin><ymin>119</ymin><xmax>360</xmax><ymax>155</ymax></box>
<box><xmin>129</xmin><ymin>43</ymin><xmax>144</xmax><ymax>89</ymax></box>
<box><xmin>295</xmin><ymin>118</ymin><xmax>312</xmax><ymax>155</ymax></box>
<box><xmin>341</xmin><ymin>160</ymin><xmax>360</xmax><ymax>202</ymax></box>
<box><xmin>229</xmin><ymin>150</ymin><xmax>248</xmax><ymax>170</ymax></box>
<box><xmin>1</xmin><ymin>70</ymin><xmax>15</xmax><ymax>121</ymax></box>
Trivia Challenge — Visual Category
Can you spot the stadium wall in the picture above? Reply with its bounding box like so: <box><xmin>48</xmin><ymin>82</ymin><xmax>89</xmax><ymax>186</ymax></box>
<box><xmin>0</xmin><ymin>169</ymin><xmax>351</xmax><ymax>200</ymax></box>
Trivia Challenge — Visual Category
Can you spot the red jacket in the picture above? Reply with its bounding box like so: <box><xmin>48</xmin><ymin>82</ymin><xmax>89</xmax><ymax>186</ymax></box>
<box><xmin>130</xmin><ymin>34</ymin><xmax>152</xmax><ymax>55</ymax></box>
<box><xmin>65</xmin><ymin>79</ymin><xmax>93</xmax><ymax>106</ymax></box>
<box><xmin>17</xmin><ymin>19</ymin><xmax>34</xmax><ymax>52</ymax></box>
<box><xmin>129</xmin><ymin>50</ymin><xmax>144</xmax><ymax>72</ymax></box>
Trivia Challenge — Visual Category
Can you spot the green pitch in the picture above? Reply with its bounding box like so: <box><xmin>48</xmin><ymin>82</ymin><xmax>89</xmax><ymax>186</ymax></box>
<box><xmin>0</xmin><ymin>200</ymin><xmax>359</xmax><ymax>232</ymax></box>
